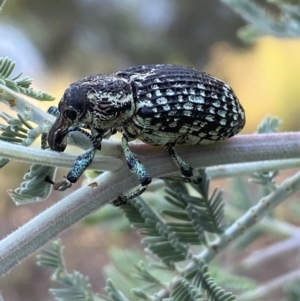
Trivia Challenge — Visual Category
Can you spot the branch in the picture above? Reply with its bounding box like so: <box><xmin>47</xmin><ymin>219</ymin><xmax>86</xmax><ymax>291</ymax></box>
<box><xmin>239</xmin><ymin>269</ymin><xmax>300</xmax><ymax>300</ymax></box>
<box><xmin>241</xmin><ymin>234</ymin><xmax>300</xmax><ymax>269</ymax></box>
<box><xmin>1</xmin><ymin>132</ymin><xmax>300</xmax><ymax>173</ymax></box>
<box><xmin>0</xmin><ymin>140</ymin><xmax>123</xmax><ymax>171</ymax></box>
<box><xmin>0</xmin><ymin>132</ymin><xmax>300</xmax><ymax>277</ymax></box>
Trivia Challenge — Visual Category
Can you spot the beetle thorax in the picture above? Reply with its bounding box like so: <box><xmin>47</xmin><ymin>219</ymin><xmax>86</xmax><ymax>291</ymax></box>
<box><xmin>86</xmin><ymin>76</ymin><xmax>135</xmax><ymax>131</ymax></box>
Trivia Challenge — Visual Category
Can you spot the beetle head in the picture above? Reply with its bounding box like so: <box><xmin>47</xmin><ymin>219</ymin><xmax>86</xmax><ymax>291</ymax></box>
<box><xmin>48</xmin><ymin>74</ymin><xmax>135</xmax><ymax>152</ymax></box>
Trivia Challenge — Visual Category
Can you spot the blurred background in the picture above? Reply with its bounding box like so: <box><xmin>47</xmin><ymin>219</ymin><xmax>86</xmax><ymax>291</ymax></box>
<box><xmin>1</xmin><ymin>1</ymin><xmax>300</xmax><ymax>300</ymax></box>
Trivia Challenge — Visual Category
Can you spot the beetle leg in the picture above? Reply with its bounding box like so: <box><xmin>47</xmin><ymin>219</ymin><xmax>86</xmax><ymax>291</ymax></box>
<box><xmin>165</xmin><ymin>143</ymin><xmax>202</xmax><ymax>184</ymax></box>
<box><xmin>113</xmin><ymin>135</ymin><xmax>151</xmax><ymax>206</ymax></box>
<box><xmin>67</xmin><ymin>147</ymin><xmax>97</xmax><ymax>183</ymax></box>
<box><xmin>52</xmin><ymin>126</ymin><xmax>103</xmax><ymax>190</ymax></box>
<box><xmin>67</xmin><ymin>126</ymin><xmax>102</xmax><ymax>150</ymax></box>
<box><xmin>47</xmin><ymin>125</ymin><xmax>102</xmax><ymax>190</ymax></box>
<box><xmin>52</xmin><ymin>146</ymin><xmax>97</xmax><ymax>191</ymax></box>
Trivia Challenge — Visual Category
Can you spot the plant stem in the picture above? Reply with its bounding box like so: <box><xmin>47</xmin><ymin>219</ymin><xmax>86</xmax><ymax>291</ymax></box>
<box><xmin>0</xmin><ymin>140</ymin><xmax>123</xmax><ymax>171</ymax></box>
<box><xmin>239</xmin><ymin>269</ymin><xmax>300</xmax><ymax>300</ymax></box>
<box><xmin>0</xmin><ymin>132</ymin><xmax>300</xmax><ymax>276</ymax></box>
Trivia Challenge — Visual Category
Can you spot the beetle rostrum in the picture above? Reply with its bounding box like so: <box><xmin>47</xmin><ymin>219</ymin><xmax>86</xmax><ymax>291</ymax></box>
<box><xmin>47</xmin><ymin>64</ymin><xmax>245</xmax><ymax>205</ymax></box>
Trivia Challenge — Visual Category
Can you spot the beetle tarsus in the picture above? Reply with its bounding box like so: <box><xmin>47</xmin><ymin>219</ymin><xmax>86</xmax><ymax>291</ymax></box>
<box><xmin>53</xmin><ymin>178</ymin><xmax>72</xmax><ymax>191</ymax></box>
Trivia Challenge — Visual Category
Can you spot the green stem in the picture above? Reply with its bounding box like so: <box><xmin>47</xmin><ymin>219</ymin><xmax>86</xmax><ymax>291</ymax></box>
<box><xmin>0</xmin><ymin>132</ymin><xmax>300</xmax><ymax>277</ymax></box>
<box><xmin>207</xmin><ymin>158</ymin><xmax>300</xmax><ymax>179</ymax></box>
<box><xmin>0</xmin><ymin>140</ymin><xmax>122</xmax><ymax>171</ymax></box>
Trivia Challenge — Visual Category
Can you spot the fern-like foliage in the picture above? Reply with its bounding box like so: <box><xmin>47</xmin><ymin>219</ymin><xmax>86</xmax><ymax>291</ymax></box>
<box><xmin>0</xmin><ymin>112</ymin><xmax>56</xmax><ymax>203</ymax></box>
<box><xmin>0</xmin><ymin>112</ymin><xmax>35</xmax><ymax>166</ymax></box>
<box><xmin>37</xmin><ymin>240</ymin><xmax>101</xmax><ymax>301</ymax></box>
<box><xmin>164</xmin><ymin>170</ymin><xmax>225</xmax><ymax>235</ymax></box>
<box><xmin>168</xmin><ymin>259</ymin><xmax>235</xmax><ymax>301</ymax></box>
<box><xmin>0</xmin><ymin>112</ymin><xmax>26</xmax><ymax>167</ymax></box>
<box><xmin>0</xmin><ymin>57</ymin><xmax>54</xmax><ymax>100</ymax></box>
<box><xmin>38</xmin><ymin>239</ymin><xmax>236</xmax><ymax>301</ymax></box>
<box><xmin>51</xmin><ymin>272</ymin><xmax>96</xmax><ymax>301</ymax></box>
<box><xmin>0</xmin><ymin>111</ymin><xmax>35</xmax><ymax>144</ymax></box>
<box><xmin>132</xmin><ymin>259</ymin><xmax>236</xmax><ymax>301</ymax></box>
<box><xmin>103</xmin><ymin>280</ymin><xmax>130</xmax><ymax>301</ymax></box>
<box><xmin>121</xmin><ymin>170</ymin><xmax>225</xmax><ymax>265</ymax></box>
<box><xmin>8</xmin><ymin>164</ymin><xmax>55</xmax><ymax>204</ymax></box>
<box><xmin>37</xmin><ymin>239</ymin><xmax>65</xmax><ymax>275</ymax></box>
<box><xmin>132</xmin><ymin>261</ymin><xmax>163</xmax><ymax>287</ymax></box>
<box><xmin>0</xmin><ymin>56</ymin><xmax>57</xmax><ymax>203</ymax></box>
<box><xmin>116</xmin><ymin>171</ymin><xmax>234</xmax><ymax>300</ymax></box>
<box><xmin>221</xmin><ymin>0</ymin><xmax>300</xmax><ymax>41</ymax></box>
<box><xmin>121</xmin><ymin>196</ymin><xmax>191</xmax><ymax>264</ymax></box>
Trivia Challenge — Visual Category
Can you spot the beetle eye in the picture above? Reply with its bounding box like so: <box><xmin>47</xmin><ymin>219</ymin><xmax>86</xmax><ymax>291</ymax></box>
<box><xmin>64</xmin><ymin>109</ymin><xmax>77</xmax><ymax>121</ymax></box>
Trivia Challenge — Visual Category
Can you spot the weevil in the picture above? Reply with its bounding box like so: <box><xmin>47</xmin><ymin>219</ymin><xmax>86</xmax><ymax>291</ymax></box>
<box><xmin>47</xmin><ymin>64</ymin><xmax>245</xmax><ymax>205</ymax></box>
